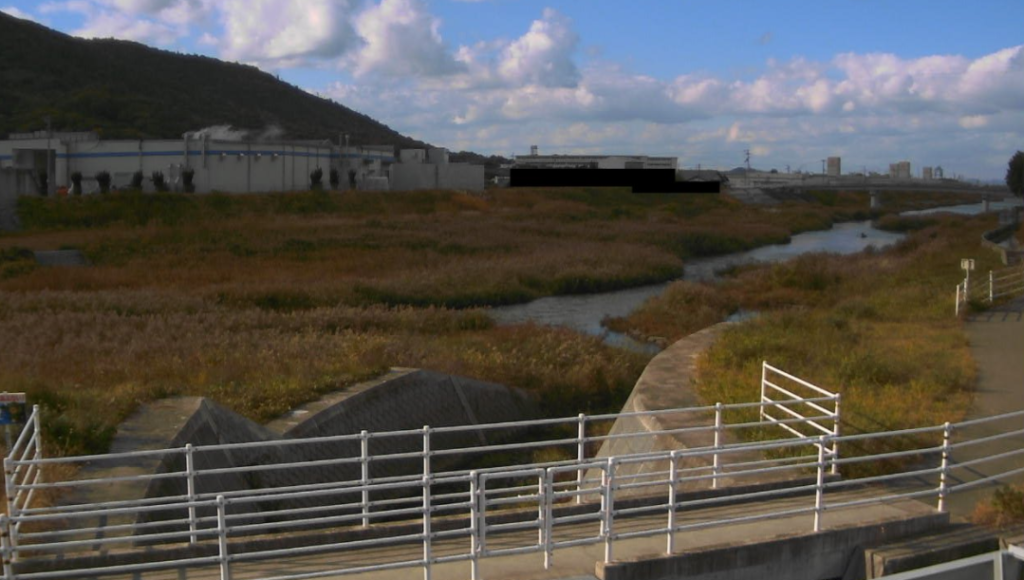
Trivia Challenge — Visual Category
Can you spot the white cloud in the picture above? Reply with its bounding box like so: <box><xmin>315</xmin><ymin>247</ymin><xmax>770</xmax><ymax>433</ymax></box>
<box><xmin>1</xmin><ymin>6</ymin><xmax>38</xmax><ymax>21</ymax></box>
<box><xmin>73</xmin><ymin>9</ymin><xmax>180</xmax><ymax>44</ymax></box>
<box><xmin>497</xmin><ymin>8</ymin><xmax>578</xmax><ymax>88</ymax></box>
<box><xmin>349</xmin><ymin>0</ymin><xmax>463</xmax><ymax>77</ymax></box>
<box><xmin>216</xmin><ymin>0</ymin><xmax>361</xmax><ymax>67</ymax></box>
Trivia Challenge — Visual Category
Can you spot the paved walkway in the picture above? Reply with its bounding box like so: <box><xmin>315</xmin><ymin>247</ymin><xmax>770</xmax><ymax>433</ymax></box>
<box><xmin>948</xmin><ymin>295</ymin><xmax>1024</xmax><ymax>517</ymax></box>
<box><xmin>86</xmin><ymin>486</ymin><xmax>938</xmax><ymax>580</ymax></box>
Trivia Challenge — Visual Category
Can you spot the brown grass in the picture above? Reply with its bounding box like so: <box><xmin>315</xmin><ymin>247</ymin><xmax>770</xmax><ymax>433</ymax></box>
<box><xmin>0</xmin><ymin>187</ymin><xmax>986</xmax><ymax>459</ymax></box>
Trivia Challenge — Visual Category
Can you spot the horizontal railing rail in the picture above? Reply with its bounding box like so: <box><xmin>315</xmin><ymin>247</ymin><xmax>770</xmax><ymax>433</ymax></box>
<box><xmin>4</xmin><ymin>365</ymin><xmax>1022</xmax><ymax>580</ymax></box>
<box><xmin>761</xmin><ymin>361</ymin><xmax>841</xmax><ymax>474</ymax></box>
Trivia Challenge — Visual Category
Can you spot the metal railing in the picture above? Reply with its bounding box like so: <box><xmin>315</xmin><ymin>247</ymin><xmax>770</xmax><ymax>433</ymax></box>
<box><xmin>3</xmin><ymin>381</ymin><xmax>1023</xmax><ymax>579</ymax></box>
<box><xmin>956</xmin><ymin>262</ymin><xmax>1024</xmax><ymax>316</ymax></box>
<box><xmin>760</xmin><ymin>362</ymin><xmax>840</xmax><ymax>473</ymax></box>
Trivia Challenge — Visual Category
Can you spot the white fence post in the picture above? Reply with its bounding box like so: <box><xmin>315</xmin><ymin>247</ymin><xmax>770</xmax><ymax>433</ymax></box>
<box><xmin>576</xmin><ymin>413</ymin><xmax>586</xmax><ymax>505</ymax></box>
<box><xmin>955</xmin><ymin>283</ymin><xmax>961</xmax><ymax>317</ymax></box>
<box><xmin>831</xmin><ymin>394</ymin><xmax>841</xmax><ymax>476</ymax></box>
<box><xmin>360</xmin><ymin>430</ymin><xmax>370</xmax><ymax>527</ymax></box>
<box><xmin>1</xmin><ymin>514</ymin><xmax>12</xmax><ymax>580</ymax></box>
<box><xmin>760</xmin><ymin>362</ymin><xmax>768</xmax><ymax>423</ymax></box>
<box><xmin>31</xmin><ymin>406</ymin><xmax>41</xmax><ymax>461</ymax></box>
<box><xmin>2</xmin><ymin>458</ymin><xmax>14</xmax><ymax>528</ymax></box>
<box><xmin>938</xmin><ymin>422</ymin><xmax>952</xmax><ymax>512</ymax></box>
<box><xmin>185</xmin><ymin>444</ymin><xmax>197</xmax><ymax>545</ymax></box>
<box><xmin>989</xmin><ymin>270</ymin><xmax>994</xmax><ymax>304</ymax></box>
<box><xmin>813</xmin><ymin>436</ymin><xmax>827</xmax><ymax>532</ymax></box>
<box><xmin>712</xmin><ymin>402</ymin><xmax>723</xmax><ymax>489</ymax></box>
<box><xmin>602</xmin><ymin>458</ymin><xmax>616</xmax><ymax>564</ymax></box>
<box><xmin>666</xmin><ymin>451</ymin><xmax>678</xmax><ymax>555</ymax></box>
<box><xmin>542</xmin><ymin>470</ymin><xmax>553</xmax><ymax>570</ymax></box>
<box><xmin>469</xmin><ymin>471</ymin><xmax>481</xmax><ymax>580</ymax></box>
<box><xmin>216</xmin><ymin>495</ymin><xmax>231</xmax><ymax>580</ymax></box>
<box><xmin>422</xmin><ymin>426</ymin><xmax>432</xmax><ymax>580</ymax></box>
<box><xmin>2</xmin><ymin>458</ymin><xmax>17</xmax><ymax>560</ymax></box>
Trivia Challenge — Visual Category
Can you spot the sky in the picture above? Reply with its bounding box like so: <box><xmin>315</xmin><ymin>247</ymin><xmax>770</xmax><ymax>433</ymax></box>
<box><xmin>2</xmin><ymin>1</ymin><xmax>1023</xmax><ymax>180</ymax></box>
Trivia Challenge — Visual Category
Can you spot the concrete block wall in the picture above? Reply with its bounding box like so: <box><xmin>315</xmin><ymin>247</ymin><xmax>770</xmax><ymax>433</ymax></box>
<box><xmin>71</xmin><ymin>369</ymin><xmax>537</xmax><ymax>536</ymax></box>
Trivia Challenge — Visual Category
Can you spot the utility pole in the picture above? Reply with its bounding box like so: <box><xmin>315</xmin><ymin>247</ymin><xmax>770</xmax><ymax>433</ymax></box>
<box><xmin>744</xmin><ymin>149</ymin><xmax>751</xmax><ymax>173</ymax></box>
<box><xmin>821</xmin><ymin>159</ymin><xmax>826</xmax><ymax>175</ymax></box>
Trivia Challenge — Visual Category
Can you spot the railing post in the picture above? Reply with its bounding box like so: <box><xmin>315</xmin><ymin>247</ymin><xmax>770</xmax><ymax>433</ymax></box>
<box><xmin>813</xmin><ymin>436</ymin><xmax>827</xmax><ymax>532</ymax></box>
<box><xmin>216</xmin><ymin>495</ymin><xmax>231</xmax><ymax>580</ymax></box>
<box><xmin>31</xmin><ymin>406</ymin><xmax>41</xmax><ymax>461</ymax></box>
<box><xmin>831</xmin><ymin>394</ymin><xmax>841</xmax><ymax>476</ymax></box>
<box><xmin>2</xmin><ymin>458</ymin><xmax>15</xmax><ymax>526</ymax></box>
<box><xmin>602</xmin><ymin>458</ymin><xmax>616</xmax><ymax>564</ymax></box>
<box><xmin>542</xmin><ymin>470</ymin><xmax>553</xmax><ymax>570</ymax></box>
<box><xmin>360</xmin><ymin>430</ymin><xmax>370</xmax><ymax>527</ymax></box>
<box><xmin>955</xmin><ymin>283</ymin><xmax>961</xmax><ymax>317</ymax></box>
<box><xmin>469</xmin><ymin>471</ymin><xmax>481</xmax><ymax>580</ymax></box>
<box><xmin>760</xmin><ymin>362</ymin><xmax>768</xmax><ymax>423</ymax></box>
<box><xmin>989</xmin><ymin>270</ymin><xmax>994</xmax><ymax>304</ymax></box>
<box><xmin>938</xmin><ymin>422</ymin><xmax>952</xmax><ymax>512</ymax></box>
<box><xmin>576</xmin><ymin>413</ymin><xmax>586</xmax><ymax>505</ymax></box>
<box><xmin>2</xmin><ymin>459</ymin><xmax>17</xmax><ymax>559</ymax></box>
<box><xmin>667</xmin><ymin>451</ymin><xmax>678</xmax><ymax>554</ymax></box>
<box><xmin>422</xmin><ymin>426</ymin><xmax>432</xmax><ymax>580</ymax></box>
<box><xmin>185</xmin><ymin>444</ymin><xmax>197</xmax><ymax>545</ymax></box>
<box><xmin>1</xmin><ymin>515</ymin><xmax>13</xmax><ymax>580</ymax></box>
<box><xmin>422</xmin><ymin>472</ymin><xmax>432</xmax><ymax>580</ymax></box>
<box><xmin>712</xmin><ymin>403</ymin><xmax>723</xmax><ymax>489</ymax></box>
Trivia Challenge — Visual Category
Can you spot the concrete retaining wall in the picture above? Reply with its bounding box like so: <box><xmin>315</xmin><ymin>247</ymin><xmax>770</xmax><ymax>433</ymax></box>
<box><xmin>597</xmin><ymin>511</ymin><xmax>950</xmax><ymax>580</ymax></box>
<box><xmin>75</xmin><ymin>368</ymin><xmax>537</xmax><ymax>532</ymax></box>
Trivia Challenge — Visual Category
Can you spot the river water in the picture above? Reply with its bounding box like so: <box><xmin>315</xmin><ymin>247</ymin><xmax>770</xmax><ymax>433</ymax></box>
<box><xmin>489</xmin><ymin>199</ymin><xmax>1022</xmax><ymax>352</ymax></box>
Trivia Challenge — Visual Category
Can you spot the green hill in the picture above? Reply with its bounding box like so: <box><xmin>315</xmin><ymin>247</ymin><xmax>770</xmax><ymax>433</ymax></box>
<box><xmin>0</xmin><ymin>12</ymin><xmax>428</xmax><ymax>148</ymax></box>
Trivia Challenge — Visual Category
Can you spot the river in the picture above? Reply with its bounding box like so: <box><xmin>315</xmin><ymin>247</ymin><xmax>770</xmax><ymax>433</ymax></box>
<box><xmin>489</xmin><ymin>199</ymin><xmax>1022</xmax><ymax>353</ymax></box>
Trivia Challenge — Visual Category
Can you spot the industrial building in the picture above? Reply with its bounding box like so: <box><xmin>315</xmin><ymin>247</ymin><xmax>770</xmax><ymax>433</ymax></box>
<box><xmin>515</xmin><ymin>146</ymin><xmax>677</xmax><ymax>170</ymax></box>
<box><xmin>827</xmin><ymin>157</ymin><xmax>841</xmax><ymax>177</ymax></box>
<box><xmin>0</xmin><ymin>132</ymin><xmax>483</xmax><ymax>196</ymax></box>
<box><xmin>922</xmin><ymin>166</ymin><xmax>934</xmax><ymax>180</ymax></box>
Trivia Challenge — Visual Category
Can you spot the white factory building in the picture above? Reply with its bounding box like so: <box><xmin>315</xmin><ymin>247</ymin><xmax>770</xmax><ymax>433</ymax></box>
<box><xmin>515</xmin><ymin>147</ymin><xmax>677</xmax><ymax>171</ymax></box>
<box><xmin>0</xmin><ymin>132</ymin><xmax>483</xmax><ymax>196</ymax></box>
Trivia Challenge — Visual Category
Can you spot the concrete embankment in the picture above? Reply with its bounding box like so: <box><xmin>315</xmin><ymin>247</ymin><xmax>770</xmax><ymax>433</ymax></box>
<box><xmin>593</xmin><ymin>321</ymin><xmax>787</xmax><ymax>492</ymax></box>
<box><xmin>73</xmin><ymin>368</ymin><xmax>538</xmax><ymax>522</ymax></box>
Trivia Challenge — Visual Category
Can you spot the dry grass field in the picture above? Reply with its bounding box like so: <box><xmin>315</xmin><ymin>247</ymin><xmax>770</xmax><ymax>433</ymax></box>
<box><xmin>0</xmin><ymin>187</ymin><xmax>984</xmax><ymax>457</ymax></box>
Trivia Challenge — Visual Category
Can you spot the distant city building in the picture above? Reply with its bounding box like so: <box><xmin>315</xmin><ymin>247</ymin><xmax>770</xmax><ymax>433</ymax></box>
<box><xmin>922</xmin><ymin>167</ymin><xmax>933</xmax><ymax>180</ymax></box>
<box><xmin>827</xmin><ymin>157</ymin><xmax>841</xmax><ymax>177</ymax></box>
<box><xmin>935</xmin><ymin>166</ymin><xmax>945</xmax><ymax>179</ymax></box>
<box><xmin>889</xmin><ymin>161</ymin><xmax>911</xmax><ymax>179</ymax></box>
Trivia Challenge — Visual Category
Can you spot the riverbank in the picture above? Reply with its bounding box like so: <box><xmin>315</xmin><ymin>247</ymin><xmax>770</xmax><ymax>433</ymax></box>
<box><xmin>613</xmin><ymin>213</ymin><xmax>1008</xmax><ymax>473</ymax></box>
<box><xmin>0</xmin><ymin>188</ymin><xmax>985</xmax><ymax>456</ymax></box>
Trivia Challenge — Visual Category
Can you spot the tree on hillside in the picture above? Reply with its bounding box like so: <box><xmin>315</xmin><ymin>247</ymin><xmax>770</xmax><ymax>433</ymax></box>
<box><xmin>1007</xmin><ymin>151</ymin><xmax>1024</xmax><ymax>197</ymax></box>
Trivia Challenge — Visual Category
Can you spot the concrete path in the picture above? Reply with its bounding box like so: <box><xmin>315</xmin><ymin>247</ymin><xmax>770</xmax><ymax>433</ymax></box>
<box><xmin>87</xmin><ymin>486</ymin><xmax>939</xmax><ymax>580</ymax></box>
<box><xmin>948</xmin><ymin>295</ymin><xmax>1024</xmax><ymax>517</ymax></box>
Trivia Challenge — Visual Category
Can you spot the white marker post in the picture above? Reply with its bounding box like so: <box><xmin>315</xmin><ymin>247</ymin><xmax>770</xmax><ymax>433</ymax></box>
<box><xmin>961</xmin><ymin>259</ymin><xmax>975</xmax><ymax>302</ymax></box>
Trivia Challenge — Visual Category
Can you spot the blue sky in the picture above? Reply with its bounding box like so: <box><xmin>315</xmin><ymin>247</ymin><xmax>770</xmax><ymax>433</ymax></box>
<box><xmin>3</xmin><ymin>0</ymin><xmax>1023</xmax><ymax>179</ymax></box>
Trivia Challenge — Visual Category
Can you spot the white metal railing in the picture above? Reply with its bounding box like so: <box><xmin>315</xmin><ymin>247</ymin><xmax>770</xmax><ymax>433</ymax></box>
<box><xmin>1</xmin><ymin>409</ymin><xmax>1022</xmax><ymax>580</ymax></box>
<box><xmin>3</xmin><ymin>384</ymin><xmax>1024</xmax><ymax>580</ymax></box>
<box><xmin>761</xmin><ymin>361</ymin><xmax>841</xmax><ymax>473</ymax></box>
<box><xmin>2</xmin><ymin>404</ymin><xmax>41</xmax><ymax>559</ymax></box>
<box><xmin>956</xmin><ymin>262</ymin><xmax>1024</xmax><ymax>316</ymax></box>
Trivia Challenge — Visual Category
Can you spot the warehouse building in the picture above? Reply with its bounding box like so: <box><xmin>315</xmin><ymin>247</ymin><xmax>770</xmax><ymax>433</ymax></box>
<box><xmin>0</xmin><ymin>132</ymin><xmax>483</xmax><ymax>196</ymax></box>
<box><xmin>515</xmin><ymin>146</ymin><xmax>678</xmax><ymax>171</ymax></box>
